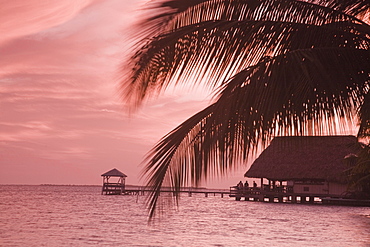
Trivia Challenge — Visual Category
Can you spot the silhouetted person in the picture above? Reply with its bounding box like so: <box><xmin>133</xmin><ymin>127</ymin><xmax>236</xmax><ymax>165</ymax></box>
<box><xmin>237</xmin><ymin>181</ymin><xmax>243</xmax><ymax>190</ymax></box>
<box><xmin>253</xmin><ymin>181</ymin><xmax>257</xmax><ymax>188</ymax></box>
<box><xmin>244</xmin><ymin>181</ymin><xmax>249</xmax><ymax>188</ymax></box>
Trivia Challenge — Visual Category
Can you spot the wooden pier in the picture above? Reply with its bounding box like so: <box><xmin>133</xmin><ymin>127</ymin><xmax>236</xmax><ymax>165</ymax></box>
<box><xmin>102</xmin><ymin>182</ymin><xmax>125</xmax><ymax>195</ymax></box>
<box><xmin>117</xmin><ymin>186</ymin><xmax>230</xmax><ymax>198</ymax></box>
<box><xmin>229</xmin><ymin>186</ymin><xmax>332</xmax><ymax>204</ymax></box>
<box><xmin>100</xmin><ymin>169</ymin><xmax>229</xmax><ymax>197</ymax></box>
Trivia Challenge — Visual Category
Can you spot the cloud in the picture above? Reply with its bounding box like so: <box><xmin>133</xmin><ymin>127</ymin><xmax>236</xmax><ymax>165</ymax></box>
<box><xmin>0</xmin><ymin>0</ymin><xmax>97</xmax><ymax>45</ymax></box>
<box><xmin>0</xmin><ymin>0</ymin><xmax>246</xmax><ymax>188</ymax></box>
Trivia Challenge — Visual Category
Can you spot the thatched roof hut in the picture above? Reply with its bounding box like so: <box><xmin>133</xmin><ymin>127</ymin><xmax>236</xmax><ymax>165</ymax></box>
<box><xmin>245</xmin><ymin>135</ymin><xmax>360</xmax><ymax>183</ymax></box>
<box><xmin>101</xmin><ymin>168</ymin><xmax>127</xmax><ymax>178</ymax></box>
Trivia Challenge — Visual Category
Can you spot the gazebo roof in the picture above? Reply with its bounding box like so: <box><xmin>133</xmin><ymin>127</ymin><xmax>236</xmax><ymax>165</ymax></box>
<box><xmin>245</xmin><ymin>135</ymin><xmax>360</xmax><ymax>183</ymax></box>
<box><xmin>101</xmin><ymin>168</ymin><xmax>127</xmax><ymax>177</ymax></box>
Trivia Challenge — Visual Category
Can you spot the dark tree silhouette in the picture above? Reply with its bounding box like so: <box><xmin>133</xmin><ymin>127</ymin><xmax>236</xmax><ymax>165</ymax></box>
<box><xmin>123</xmin><ymin>0</ymin><xmax>370</xmax><ymax>218</ymax></box>
<box><xmin>346</xmin><ymin>143</ymin><xmax>370</xmax><ymax>199</ymax></box>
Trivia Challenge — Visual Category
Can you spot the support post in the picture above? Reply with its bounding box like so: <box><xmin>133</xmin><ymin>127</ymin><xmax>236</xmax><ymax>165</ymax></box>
<box><xmin>301</xmin><ymin>196</ymin><xmax>306</xmax><ymax>203</ymax></box>
<box><xmin>291</xmin><ymin>195</ymin><xmax>297</xmax><ymax>203</ymax></box>
<box><xmin>260</xmin><ymin>178</ymin><xmax>263</xmax><ymax>190</ymax></box>
<box><xmin>309</xmin><ymin>196</ymin><xmax>314</xmax><ymax>204</ymax></box>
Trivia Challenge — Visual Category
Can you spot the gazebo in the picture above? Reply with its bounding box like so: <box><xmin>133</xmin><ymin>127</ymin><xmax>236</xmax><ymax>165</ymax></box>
<box><xmin>101</xmin><ymin>168</ymin><xmax>127</xmax><ymax>195</ymax></box>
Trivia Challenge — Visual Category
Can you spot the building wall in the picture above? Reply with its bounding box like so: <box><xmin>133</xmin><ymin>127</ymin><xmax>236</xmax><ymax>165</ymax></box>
<box><xmin>328</xmin><ymin>183</ymin><xmax>348</xmax><ymax>196</ymax></box>
<box><xmin>294</xmin><ymin>184</ymin><xmax>327</xmax><ymax>195</ymax></box>
<box><xmin>293</xmin><ymin>181</ymin><xmax>347</xmax><ymax>196</ymax></box>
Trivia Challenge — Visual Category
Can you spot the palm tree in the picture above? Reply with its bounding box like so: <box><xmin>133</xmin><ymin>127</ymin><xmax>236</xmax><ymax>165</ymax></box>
<box><xmin>123</xmin><ymin>0</ymin><xmax>370</xmax><ymax>218</ymax></box>
<box><xmin>346</xmin><ymin>143</ymin><xmax>370</xmax><ymax>199</ymax></box>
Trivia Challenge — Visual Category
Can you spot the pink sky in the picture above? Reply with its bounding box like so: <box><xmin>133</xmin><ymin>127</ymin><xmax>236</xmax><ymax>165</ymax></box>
<box><xmin>0</xmin><ymin>0</ymin><xmax>249</xmax><ymax>188</ymax></box>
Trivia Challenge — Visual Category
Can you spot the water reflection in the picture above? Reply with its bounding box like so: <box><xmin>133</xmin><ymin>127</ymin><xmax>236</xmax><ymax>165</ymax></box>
<box><xmin>0</xmin><ymin>185</ymin><xmax>369</xmax><ymax>246</ymax></box>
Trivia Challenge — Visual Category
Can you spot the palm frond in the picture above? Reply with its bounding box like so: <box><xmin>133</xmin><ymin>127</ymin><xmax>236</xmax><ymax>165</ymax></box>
<box><xmin>124</xmin><ymin>0</ymin><xmax>370</xmax><ymax>220</ymax></box>
<box><xmin>358</xmin><ymin>93</ymin><xmax>370</xmax><ymax>138</ymax></box>
<box><xmin>142</xmin><ymin>104</ymin><xmax>216</xmax><ymax>218</ymax></box>
<box><xmin>346</xmin><ymin>142</ymin><xmax>370</xmax><ymax>197</ymax></box>
<box><xmin>311</xmin><ymin>0</ymin><xmax>370</xmax><ymax>18</ymax></box>
<box><xmin>123</xmin><ymin>18</ymin><xmax>369</xmax><ymax>105</ymax></box>
<box><xmin>142</xmin><ymin>47</ymin><xmax>369</xmax><ymax>218</ymax></box>
<box><xmin>139</xmin><ymin>0</ymin><xmax>366</xmax><ymax>38</ymax></box>
<box><xmin>212</xmin><ymin>47</ymin><xmax>369</xmax><ymax>139</ymax></box>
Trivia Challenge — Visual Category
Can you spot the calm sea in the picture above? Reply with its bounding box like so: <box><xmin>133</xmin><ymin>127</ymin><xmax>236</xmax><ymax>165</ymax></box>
<box><xmin>0</xmin><ymin>185</ymin><xmax>369</xmax><ymax>246</ymax></box>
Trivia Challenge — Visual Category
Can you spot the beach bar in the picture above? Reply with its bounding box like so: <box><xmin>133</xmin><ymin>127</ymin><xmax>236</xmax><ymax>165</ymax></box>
<box><xmin>230</xmin><ymin>136</ymin><xmax>364</xmax><ymax>204</ymax></box>
<box><xmin>101</xmin><ymin>168</ymin><xmax>127</xmax><ymax>195</ymax></box>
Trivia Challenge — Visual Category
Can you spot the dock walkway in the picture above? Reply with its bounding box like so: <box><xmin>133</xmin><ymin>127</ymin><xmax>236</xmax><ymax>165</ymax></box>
<box><xmin>125</xmin><ymin>187</ymin><xmax>230</xmax><ymax>197</ymax></box>
<box><xmin>229</xmin><ymin>186</ymin><xmax>370</xmax><ymax>205</ymax></box>
<box><xmin>230</xmin><ymin>185</ymin><xmax>329</xmax><ymax>204</ymax></box>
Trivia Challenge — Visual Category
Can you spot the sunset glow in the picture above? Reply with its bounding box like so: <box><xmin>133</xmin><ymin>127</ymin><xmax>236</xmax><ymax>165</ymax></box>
<box><xmin>1</xmin><ymin>0</ymin><xmax>248</xmax><ymax>187</ymax></box>
<box><xmin>1</xmin><ymin>0</ymin><xmax>361</xmax><ymax>189</ymax></box>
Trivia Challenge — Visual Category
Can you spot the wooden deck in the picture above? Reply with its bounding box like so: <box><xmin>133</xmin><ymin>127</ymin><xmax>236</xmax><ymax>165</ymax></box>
<box><xmin>101</xmin><ymin>185</ymin><xmax>369</xmax><ymax>206</ymax></box>
<box><xmin>321</xmin><ymin>197</ymin><xmax>370</xmax><ymax>207</ymax></box>
<box><xmin>101</xmin><ymin>182</ymin><xmax>125</xmax><ymax>195</ymax></box>
<box><xmin>126</xmin><ymin>188</ymin><xmax>230</xmax><ymax>197</ymax></box>
<box><xmin>103</xmin><ymin>186</ymin><xmax>230</xmax><ymax>197</ymax></box>
<box><xmin>229</xmin><ymin>186</ymin><xmax>342</xmax><ymax>204</ymax></box>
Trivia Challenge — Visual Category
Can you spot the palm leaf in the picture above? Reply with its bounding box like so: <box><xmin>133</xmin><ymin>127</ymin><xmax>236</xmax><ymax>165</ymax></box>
<box><xmin>124</xmin><ymin>0</ymin><xmax>370</xmax><ymax>219</ymax></box>
<box><xmin>123</xmin><ymin>18</ymin><xmax>369</xmax><ymax>105</ymax></box>
<box><xmin>358</xmin><ymin>93</ymin><xmax>370</xmax><ymax>138</ymax></box>
<box><xmin>142</xmin><ymin>104</ymin><xmax>216</xmax><ymax>218</ymax></box>
<box><xmin>138</xmin><ymin>0</ymin><xmax>366</xmax><ymax>38</ymax></box>
<box><xmin>142</xmin><ymin>47</ymin><xmax>369</xmax><ymax>218</ymax></box>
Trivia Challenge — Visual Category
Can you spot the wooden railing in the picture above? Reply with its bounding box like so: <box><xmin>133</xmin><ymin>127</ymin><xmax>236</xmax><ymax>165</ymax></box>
<box><xmin>102</xmin><ymin>183</ymin><xmax>125</xmax><ymax>195</ymax></box>
<box><xmin>229</xmin><ymin>185</ymin><xmax>294</xmax><ymax>196</ymax></box>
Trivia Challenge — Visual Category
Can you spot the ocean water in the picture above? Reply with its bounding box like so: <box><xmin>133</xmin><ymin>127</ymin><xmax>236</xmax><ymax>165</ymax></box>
<box><xmin>0</xmin><ymin>185</ymin><xmax>369</xmax><ymax>247</ymax></box>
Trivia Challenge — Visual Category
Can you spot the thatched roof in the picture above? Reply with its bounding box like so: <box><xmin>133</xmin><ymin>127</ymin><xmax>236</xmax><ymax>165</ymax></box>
<box><xmin>101</xmin><ymin>168</ymin><xmax>127</xmax><ymax>177</ymax></box>
<box><xmin>245</xmin><ymin>136</ymin><xmax>360</xmax><ymax>183</ymax></box>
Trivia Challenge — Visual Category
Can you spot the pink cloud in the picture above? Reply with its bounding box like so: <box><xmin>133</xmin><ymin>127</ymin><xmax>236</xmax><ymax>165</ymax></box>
<box><xmin>0</xmin><ymin>0</ymin><xmax>98</xmax><ymax>45</ymax></box>
<box><xmin>0</xmin><ymin>0</ymin><xmax>248</xmax><ymax>188</ymax></box>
